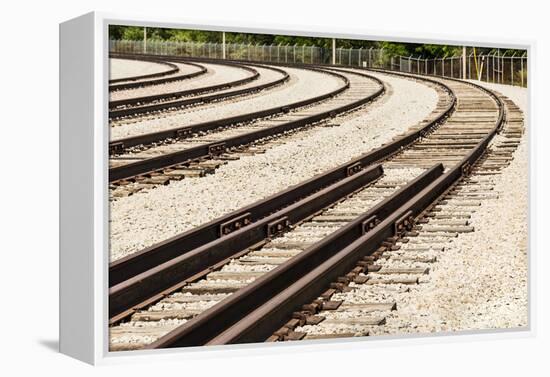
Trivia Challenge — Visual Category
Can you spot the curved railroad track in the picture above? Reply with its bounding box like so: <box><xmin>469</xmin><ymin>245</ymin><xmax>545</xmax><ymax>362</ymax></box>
<box><xmin>269</xmin><ymin>93</ymin><xmax>524</xmax><ymax>342</ymax></box>
<box><xmin>108</xmin><ymin>66</ymin><xmax>524</xmax><ymax>351</ymax></box>
<box><xmin>109</xmin><ymin>55</ymin><xmax>208</xmax><ymax>92</ymax></box>
<box><xmin>108</xmin><ymin>65</ymin><xmax>385</xmax><ymax>194</ymax></box>
<box><xmin>109</xmin><ymin>57</ymin><xmax>179</xmax><ymax>84</ymax></box>
<box><xmin>110</xmin><ymin>57</ymin><xmax>290</xmax><ymax>120</ymax></box>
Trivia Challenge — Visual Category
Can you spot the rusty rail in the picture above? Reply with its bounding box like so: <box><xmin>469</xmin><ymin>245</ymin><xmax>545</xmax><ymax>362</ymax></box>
<box><xmin>109</xmin><ymin>71</ymin><xmax>453</xmax><ymax>287</ymax></box>
<box><xmin>109</xmin><ymin>55</ymin><xmax>207</xmax><ymax>91</ymax></box>
<box><xmin>109</xmin><ymin>57</ymin><xmax>179</xmax><ymax>84</ymax></box>
<box><xmin>109</xmin><ymin>164</ymin><xmax>384</xmax><ymax>321</ymax></box>
<box><xmin>108</xmin><ymin>68</ymin><xmax>384</xmax><ymax>182</ymax></box>
<box><xmin>146</xmin><ymin>164</ymin><xmax>444</xmax><ymax>348</ymax></box>
<box><xmin>110</xmin><ymin>58</ymin><xmax>287</xmax><ymax>119</ymax></box>
<box><xmin>145</xmin><ymin>76</ymin><xmax>505</xmax><ymax>348</ymax></box>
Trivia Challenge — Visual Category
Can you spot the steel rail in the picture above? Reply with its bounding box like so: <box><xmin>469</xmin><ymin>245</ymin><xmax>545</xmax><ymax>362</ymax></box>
<box><xmin>145</xmin><ymin>164</ymin><xmax>444</xmax><ymax>348</ymax></box>
<box><xmin>108</xmin><ymin>70</ymin><xmax>380</xmax><ymax>182</ymax></box>
<box><xmin>147</xmin><ymin>77</ymin><xmax>505</xmax><ymax>349</ymax></box>
<box><xmin>109</xmin><ymin>64</ymin><xmax>287</xmax><ymax>119</ymax></box>
<box><xmin>109</xmin><ymin>68</ymin><xmax>454</xmax><ymax>287</ymax></box>
<box><xmin>109</xmin><ymin>164</ymin><xmax>384</xmax><ymax>320</ymax></box>
<box><xmin>109</xmin><ymin>57</ymin><xmax>179</xmax><ymax>84</ymax></box>
<box><xmin>109</xmin><ymin>55</ymin><xmax>208</xmax><ymax>91</ymax></box>
<box><xmin>106</xmin><ymin>57</ymin><xmax>503</xmax><ymax>349</ymax></box>
<box><xmin>108</xmin><ymin>64</ymin><xmax>351</xmax><ymax>155</ymax></box>
<box><xmin>109</xmin><ymin>67</ymin><xmax>290</xmax><ymax>119</ymax></box>
<box><xmin>110</xmin><ymin>59</ymin><xmax>260</xmax><ymax>108</ymax></box>
<box><xmin>109</xmin><ymin>70</ymin><xmax>285</xmax><ymax>118</ymax></box>
<box><xmin>208</xmin><ymin>128</ymin><xmax>503</xmax><ymax>346</ymax></box>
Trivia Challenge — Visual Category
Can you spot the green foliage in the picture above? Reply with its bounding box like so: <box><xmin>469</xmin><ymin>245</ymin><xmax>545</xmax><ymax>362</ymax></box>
<box><xmin>108</xmin><ymin>25</ymin><xmax>527</xmax><ymax>59</ymax></box>
<box><xmin>169</xmin><ymin>29</ymin><xmax>221</xmax><ymax>43</ymax></box>
<box><xmin>109</xmin><ymin>25</ymin><xmax>145</xmax><ymax>40</ymax></box>
<box><xmin>273</xmin><ymin>35</ymin><xmax>331</xmax><ymax>48</ymax></box>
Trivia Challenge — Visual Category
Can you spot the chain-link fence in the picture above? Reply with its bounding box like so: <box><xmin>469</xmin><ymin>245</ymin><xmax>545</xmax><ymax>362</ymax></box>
<box><xmin>110</xmin><ymin>40</ymin><xmax>528</xmax><ymax>87</ymax></box>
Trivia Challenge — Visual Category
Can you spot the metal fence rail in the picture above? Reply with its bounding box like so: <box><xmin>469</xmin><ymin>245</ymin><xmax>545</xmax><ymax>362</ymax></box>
<box><xmin>109</xmin><ymin>40</ymin><xmax>528</xmax><ymax>87</ymax></box>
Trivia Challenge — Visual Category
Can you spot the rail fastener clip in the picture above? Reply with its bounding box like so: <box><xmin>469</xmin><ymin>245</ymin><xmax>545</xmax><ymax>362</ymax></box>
<box><xmin>219</xmin><ymin>212</ymin><xmax>252</xmax><ymax>236</ymax></box>
<box><xmin>346</xmin><ymin>162</ymin><xmax>362</xmax><ymax>177</ymax></box>
<box><xmin>208</xmin><ymin>142</ymin><xmax>226</xmax><ymax>155</ymax></box>
<box><xmin>362</xmin><ymin>215</ymin><xmax>380</xmax><ymax>234</ymax></box>
<box><xmin>394</xmin><ymin>210</ymin><xmax>415</xmax><ymax>236</ymax></box>
<box><xmin>267</xmin><ymin>216</ymin><xmax>291</xmax><ymax>238</ymax></box>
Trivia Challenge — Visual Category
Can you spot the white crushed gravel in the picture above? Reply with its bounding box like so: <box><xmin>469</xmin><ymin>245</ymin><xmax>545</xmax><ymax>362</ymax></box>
<box><xmin>194</xmin><ymin>65</ymin><xmax>286</xmax><ymax>96</ymax></box>
<box><xmin>109</xmin><ymin>58</ymin><xmax>171</xmax><ymax>81</ymax></box>
<box><xmin>110</xmin><ymin>67</ymin><xmax>343</xmax><ymax>140</ymax></box>
<box><xmin>109</xmin><ymin>72</ymin><xmax>438</xmax><ymax>261</ymax></box>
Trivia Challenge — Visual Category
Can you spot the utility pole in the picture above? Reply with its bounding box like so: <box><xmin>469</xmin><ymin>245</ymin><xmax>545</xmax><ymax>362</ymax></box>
<box><xmin>462</xmin><ymin>46</ymin><xmax>467</xmax><ymax>79</ymax></box>
<box><xmin>143</xmin><ymin>27</ymin><xmax>147</xmax><ymax>53</ymax></box>
<box><xmin>332</xmin><ymin>38</ymin><xmax>336</xmax><ymax>65</ymax></box>
<box><xmin>222</xmin><ymin>31</ymin><xmax>226</xmax><ymax>59</ymax></box>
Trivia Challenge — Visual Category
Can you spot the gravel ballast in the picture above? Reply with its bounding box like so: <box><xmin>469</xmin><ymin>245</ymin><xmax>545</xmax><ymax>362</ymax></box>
<box><xmin>109</xmin><ymin>72</ymin><xmax>438</xmax><ymax>261</ymax></box>
<box><xmin>109</xmin><ymin>58</ymin><xmax>171</xmax><ymax>81</ymax></box>
<box><xmin>110</xmin><ymin>66</ymin><xmax>343</xmax><ymax>140</ymax></box>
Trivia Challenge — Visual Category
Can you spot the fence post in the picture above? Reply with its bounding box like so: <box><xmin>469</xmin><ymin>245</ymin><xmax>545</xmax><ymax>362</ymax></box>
<box><xmin>358</xmin><ymin>47</ymin><xmax>362</xmax><ymax>66</ymax></box>
<box><xmin>450</xmin><ymin>56</ymin><xmax>453</xmax><ymax>78</ymax></box>
<box><xmin>143</xmin><ymin>27</ymin><xmax>147</xmax><ymax>53</ymax></box>
<box><xmin>332</xmin><ymin>38</ymin><xmax>336</xmax><ymax>65</ymax></box>
<box><xmin>222</xmin><ymin>32</ymin><xmax>226</xmax><ymax>59</ymax></box>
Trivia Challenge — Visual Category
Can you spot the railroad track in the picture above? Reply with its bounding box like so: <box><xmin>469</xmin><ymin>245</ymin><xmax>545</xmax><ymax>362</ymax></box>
<box><xmin>109</xmin><ymin>58</ymin><xmax>179</xmax><ymax>84</ymax></box>
<box><xmin>108</xmin><ymin>66</ymin><xmax>385</xmax><ymax>196</ymax></box>
<box><xmin>110</xmin><ymin>57</ymin><xmax>289</xmax><ymax>120</ymax></box>
<box><xmin>109</xmin><ymin>165</ymin><xmax>440</xmax><ymax>350</ymax></box>
<box><xmin>108</xmin><ymin>67</ymin><xmax>524</xmax><ymax>351</ymax></box>
<box><xmin>273</xmin><ymin>95</ymin><xmax>524</xmax><ymax>342</ymax></box>
<box><xmin>109</xmin><ymin>55</ymin><xmax>207</xmax><ymax>92</ymax></box>
<box><xmin>107</xmin><ymin>68</ymin><xmax>451</xmax><ymax>347</ymax></box>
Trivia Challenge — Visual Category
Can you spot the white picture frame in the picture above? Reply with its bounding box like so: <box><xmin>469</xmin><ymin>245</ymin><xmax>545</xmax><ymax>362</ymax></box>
<box><xmin>59</xmin><ymin>11</ymin><xmax>534</xmax><ymax>365</ymax></box>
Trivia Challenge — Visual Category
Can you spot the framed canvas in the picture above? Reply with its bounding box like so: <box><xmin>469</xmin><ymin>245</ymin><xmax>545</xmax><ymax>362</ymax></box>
<box><xmin>59</xmin><ymin>11</ymin><xmax>533</xmax><ymax>365</ymax></box>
